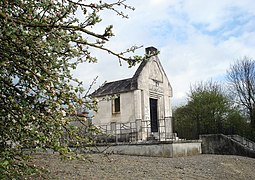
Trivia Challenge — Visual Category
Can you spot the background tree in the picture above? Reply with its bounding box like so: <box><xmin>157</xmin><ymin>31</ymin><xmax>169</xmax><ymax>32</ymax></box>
<box><xmin>227</xmin><ymin>57</ymin><xmax>255</xmax><ymax>128</ymax></box>
<box><xmin>173</xmin><ymin>104</ymin><xmax>197</xmax><ymax>139</ymax></box>
<box><xmin>0</xmin><ymin>0</ymin><xmax>145</xmax><ymax>178</ymax></box>
<box><xmin>224</xmin><ymin>109</ymin><xmax>251</xmax><ymax>138</ymax></box>
<box><xmin>173</xmin><ymin>81</ymin><xmax>246</xmax><ymax>139</ymax></box>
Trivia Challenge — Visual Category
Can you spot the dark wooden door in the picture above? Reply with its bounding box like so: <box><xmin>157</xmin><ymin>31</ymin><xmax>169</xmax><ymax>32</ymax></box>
<box><xmin>150</xmin><ymin>98</ymin><xmax>158</xmax><ymax>132</ymax></box>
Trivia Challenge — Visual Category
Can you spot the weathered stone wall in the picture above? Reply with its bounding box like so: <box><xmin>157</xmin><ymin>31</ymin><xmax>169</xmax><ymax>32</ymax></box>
<box><xmin>200</xmin><ymin>134</ymin><xmax>255</xmax><ymax>158</ymax></box>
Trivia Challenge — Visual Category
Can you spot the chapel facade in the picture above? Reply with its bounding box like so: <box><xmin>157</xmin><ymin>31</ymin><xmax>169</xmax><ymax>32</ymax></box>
<box><xmin>91</xmin><ymin>47</ymin><xmax>173</xmax><ymax>141</ymax></box>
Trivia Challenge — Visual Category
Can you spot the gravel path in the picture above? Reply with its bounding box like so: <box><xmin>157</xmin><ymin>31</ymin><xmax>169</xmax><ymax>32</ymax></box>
<box><xmin>31</xmin><ymin>153</ymin><xmax>255</xmax><ymax>179</ymax></box>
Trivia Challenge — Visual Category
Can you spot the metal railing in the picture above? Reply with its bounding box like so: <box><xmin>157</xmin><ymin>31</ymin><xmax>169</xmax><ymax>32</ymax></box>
<box><xmin>96</xmin><ymin>122</ymin><xmax>139</xmax><ymax>143</ymax></box>
<box><xmin>96</xmin><ymin>117</ymin><xmax>179</xmax><ymax>144</ymax></box>
<box><xmin>228</xmin><ymin>135</ymin><xmax>255</xmax><ymax>151</ymax></box>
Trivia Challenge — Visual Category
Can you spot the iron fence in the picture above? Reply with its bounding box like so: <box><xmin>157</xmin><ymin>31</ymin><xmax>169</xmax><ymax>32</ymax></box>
<box><xmin>96</xmin><ymin>117</ymin><xmax>180</xmax><ymax>144</ymax></box>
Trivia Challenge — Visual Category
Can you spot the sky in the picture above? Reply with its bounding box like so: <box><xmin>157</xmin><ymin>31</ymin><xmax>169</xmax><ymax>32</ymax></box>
<box><xmin>73</xmin><ymin>0</ymin><xmax>255</xmax><ymax>107</ymax></box>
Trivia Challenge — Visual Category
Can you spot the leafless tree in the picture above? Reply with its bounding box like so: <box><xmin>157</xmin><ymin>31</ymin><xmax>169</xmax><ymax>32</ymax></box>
<box><xmin>227</xmin><ymin>57</ymin><xmax>255</xmax><ymax>128</ymax></box>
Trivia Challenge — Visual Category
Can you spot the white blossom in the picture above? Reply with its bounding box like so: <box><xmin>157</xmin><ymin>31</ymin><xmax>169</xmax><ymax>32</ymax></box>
<box><xmin>61</xmin><ymin>110</ymin><xmax>66</xmax><ymax>117</ymax></box>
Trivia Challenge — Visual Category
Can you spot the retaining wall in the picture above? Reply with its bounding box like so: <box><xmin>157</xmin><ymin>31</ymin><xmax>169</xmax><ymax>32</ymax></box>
<box><xmin>92</xmin><ymin>141</ymin><xmax>202</xmax><ymax>158</ymax></box>
<box><xmin>200</xmin><ymin>134</ymin><xmax>255</xmax><ymax>158</ymax></box>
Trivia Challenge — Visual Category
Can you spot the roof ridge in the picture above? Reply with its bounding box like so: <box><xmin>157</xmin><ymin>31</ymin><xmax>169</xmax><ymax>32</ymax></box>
<box><xmin>104</xmin><ymin>77</ymin><xmax>133</xmax><ymax>84</ymax></box>
<box><xmin>132</xmin><ymin>59</ymin><xmax>148</xmax><ymax>80</ymax></box>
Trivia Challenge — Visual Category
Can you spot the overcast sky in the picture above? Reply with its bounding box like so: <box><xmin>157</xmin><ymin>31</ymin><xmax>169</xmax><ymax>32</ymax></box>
<box><xmin>73</xmin><ymin>0</ymin><xmax>255</xmax><ymax>107</ymax></box>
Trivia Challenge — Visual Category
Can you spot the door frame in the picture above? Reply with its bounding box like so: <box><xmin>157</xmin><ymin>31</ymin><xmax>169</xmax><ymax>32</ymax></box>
<box><xmin>149</xmin><ymin>98</ymin><xmax>158</xmax><ymax>132</ymax></box>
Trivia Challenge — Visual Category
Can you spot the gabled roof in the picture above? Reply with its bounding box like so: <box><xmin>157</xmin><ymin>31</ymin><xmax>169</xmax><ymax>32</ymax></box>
<box><xmin>91</xmin><ymin>47</ymin><xmax>159</xmax><ymax>97</ymax></box>
<box><xmin>91</xmin><ymin>78</ymin><xmax>134</xmax><ymax>97</ymax></box>
<box><xmin>91</xmin><ymin>60</ymin><xmax>147</xmax><ymax>97</ymax></box>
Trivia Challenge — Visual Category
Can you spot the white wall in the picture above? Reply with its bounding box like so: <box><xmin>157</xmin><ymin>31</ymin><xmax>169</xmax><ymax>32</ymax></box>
<box><xmin>120</xmin><ymin>92</ymin><xmax>135</xmax><ymax>123</ymax></box>
<box><xmin>93</xmin><ymin>91</ymin><xmax>135</xmax><ymax>126</ymax></box>
<box><xmin>92</xmin><ymin>96</ymin><xmax>112</xmax><ymax>125</ymax></box>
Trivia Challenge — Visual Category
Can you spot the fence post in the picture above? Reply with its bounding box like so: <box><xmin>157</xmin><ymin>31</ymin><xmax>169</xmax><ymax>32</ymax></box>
<box><xmin>136</xmin><ymin>119</ymin><xmax>141</xmax><ymax>141</ymax></box>
<box><xmin>110</xmin><ymin>122</ymin><xmax>117</xmax><ymax>143</ymax></box>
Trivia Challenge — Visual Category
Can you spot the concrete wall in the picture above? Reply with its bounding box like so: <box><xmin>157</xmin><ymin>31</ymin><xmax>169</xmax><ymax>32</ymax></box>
<box><xmin>172</xmin><ymin>142</ymin><xmax>202</xmax><ymax>157</ymax></box>
<box><xmin>200</xmin><ymin>134</ymin><xmax>255</xmax><ymax>158</ymax></box>
<box><xmin>95</xmin><ymin>143</ymin><xmax>173</xmax><ymax>158</ymax></box>
<box><xmin>92</xmin><ymin>141</ymin><xmax>202</xmax><ymax>158</ymax></box>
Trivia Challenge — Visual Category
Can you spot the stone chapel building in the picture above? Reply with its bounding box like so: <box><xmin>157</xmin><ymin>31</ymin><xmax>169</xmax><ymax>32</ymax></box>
<box><xmin>91</xmin><ymin>47</ymin><xmax>173</xmax><ymax>141</ymax></box>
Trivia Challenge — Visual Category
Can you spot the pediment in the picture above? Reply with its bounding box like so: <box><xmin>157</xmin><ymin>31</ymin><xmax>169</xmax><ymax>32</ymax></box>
<box><xmin>149</xmin><ymin>60</ymin><xmax>163</xmax><ymax>82</ymax></box>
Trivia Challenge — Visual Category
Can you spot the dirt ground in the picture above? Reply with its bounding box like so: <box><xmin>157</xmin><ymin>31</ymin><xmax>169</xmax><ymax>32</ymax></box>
<box><xmin>29</xmin><ymin>153</ymin><xmax>255</xmax><ymax>180</ymax></box>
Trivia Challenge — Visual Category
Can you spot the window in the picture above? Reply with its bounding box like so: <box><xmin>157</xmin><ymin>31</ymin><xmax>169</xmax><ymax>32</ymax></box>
<box><xmin>113</xmin><ymin>95</ymin><xmax>120</xmax><ymax>113</ymax></box>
